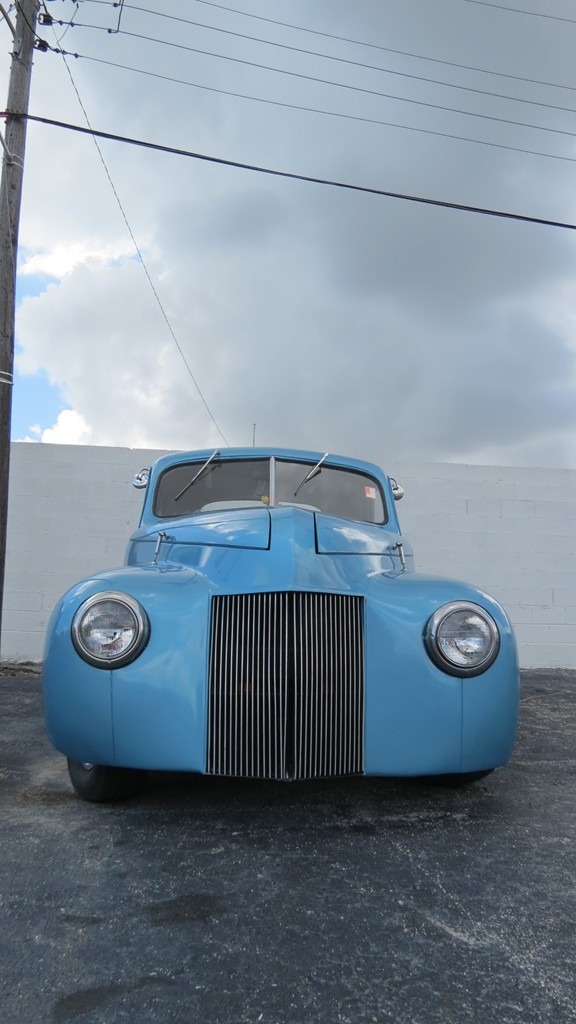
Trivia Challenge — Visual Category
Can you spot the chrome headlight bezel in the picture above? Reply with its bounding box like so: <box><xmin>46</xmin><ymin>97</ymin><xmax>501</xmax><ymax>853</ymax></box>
<box><xmin>71</xmin><ymin>591</ymin><xmax>150</xmax><ymax>669</ymax></box>
<box><xmin>424</xmin><ymin>601</ymin><xmax>500</xmax><ymax>677</ymax></box>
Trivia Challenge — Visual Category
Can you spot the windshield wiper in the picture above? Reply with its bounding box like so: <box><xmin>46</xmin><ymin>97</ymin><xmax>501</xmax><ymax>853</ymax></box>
<box><xmin>293</xmin><ymin>453</ymin><xmax>329</xmax><ymax>497</ymax></box>
<box><xmin>175</xmin><ymin>449</ymin><xmax>220</xmax><ymax>501</ymax></box>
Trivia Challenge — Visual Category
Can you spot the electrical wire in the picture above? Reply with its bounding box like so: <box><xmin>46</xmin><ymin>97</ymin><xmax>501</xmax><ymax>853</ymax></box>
<box><xmin>52</xmin><ymin>36</ymin><xmax>576</xmax><ymax>144</ymax></box>
<box><xmin>50</xmin><ymin>13</ymin><xmax>576</xmax><ymax>118</ymax></box>
<box><xmin>46</xmin><ymin>43</ymin><xmax>231</xmax><ymax>445</ymax></box>
<box><xmin>46</xmin><ymin>0</ymin><xmax>79</xmax><ymax>46</ymax></box>
<box><xmin>50</xmin><ymin>43</ymin><xmax>576</xmax><ymax>159</ymax></box>
<box><xmin>13</xmin><ymin>0</ymin><xmax>37</xmax><ymax>37</ymax></box>
<box><xmin>17</xmin><ymin>113</ymin><xmax>576</xmax><ymax>232</ymax></box>
<box><xmin>40</xmin><ymin>7</ymin><xmax>576</xmax><ymax>172</ymax></box>
<box><xmin>112</xmin><ymin>0</ymin><xmax>125</xmax><ymax>33</ymax></box>
<box><xmin>461</xmin><ymin>0</ymin><xmax>576</xmax><ymax>23</ymax></box>
<box><xmin>54</xmin><ymin>51</ymin><xmax>576</xmax><ymax>167</ymax></box>
<box><xmin>51</xmin><ymin>0</ymin><xmax>576</xmax><ymax>162</ymax></box>
<box><xmin>0</xmin><ymin>2</ymin><xmax>16</xmax><ymax>36</ymax></box>
<box><xmin>79</xmin><ymin>0</ymin><xmax>576</xmax><ymax>95</ymax></box>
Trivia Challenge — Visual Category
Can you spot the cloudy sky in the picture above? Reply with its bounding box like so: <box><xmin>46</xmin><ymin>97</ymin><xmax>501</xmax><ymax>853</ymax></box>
<box><xmin>4</xmin><ymin>0</ymin><xmax>576</xmax><ymax>467</ymax></box>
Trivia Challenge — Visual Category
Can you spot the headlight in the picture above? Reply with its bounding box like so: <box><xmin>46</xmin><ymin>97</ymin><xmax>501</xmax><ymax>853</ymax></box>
<box><xmin>424</xmin><ymin>601</ymin><xmax>500</xmax><ymax>677</ymax></box>
<box><xmin>71</xmin><ymin>592</ymin><xmax>150</xmax><ymax>668</ymax></box>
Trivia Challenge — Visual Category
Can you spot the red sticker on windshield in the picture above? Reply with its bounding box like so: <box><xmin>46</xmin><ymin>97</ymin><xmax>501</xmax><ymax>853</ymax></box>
<box><xmin>365</xmin><ymin>486</ymin><xmax>377</xmax><ymax>499</ymax></box>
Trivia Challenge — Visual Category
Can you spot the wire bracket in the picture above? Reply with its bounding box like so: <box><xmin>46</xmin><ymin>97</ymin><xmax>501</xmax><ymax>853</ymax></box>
<box><xmin>0</xmin><ymin>128</ymin><xmax>23</xmax><ymax>166</ymax></box>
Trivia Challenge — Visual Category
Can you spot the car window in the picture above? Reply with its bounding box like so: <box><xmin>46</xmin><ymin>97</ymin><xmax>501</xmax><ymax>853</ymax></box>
<box><xmin>275</xmin><ymin>461</ymin><xmax>386</xmax><ymax>525</ymax></box>
<box><xmin>154</xmin><ymin>459</ymin><xmax>271</xmax><ymax>518</ymax></box>
<box><xmin>154</xmin><ymin>457</ymin><xmax>386</xmax><ymax>524</ymax></box>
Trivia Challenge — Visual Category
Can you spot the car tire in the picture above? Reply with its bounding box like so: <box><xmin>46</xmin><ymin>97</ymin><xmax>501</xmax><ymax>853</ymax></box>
<box><xmin>67</xmin><ymin>758</ymin><xmax>148</xmax><ymax>803</ymax></box>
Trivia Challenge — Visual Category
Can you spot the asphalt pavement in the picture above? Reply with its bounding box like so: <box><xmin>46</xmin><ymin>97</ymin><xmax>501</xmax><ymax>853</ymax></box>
<box><xmin>0</xmin><ymin>669</ymin><xmax>575</xmax><ymax>1024</ymax></box>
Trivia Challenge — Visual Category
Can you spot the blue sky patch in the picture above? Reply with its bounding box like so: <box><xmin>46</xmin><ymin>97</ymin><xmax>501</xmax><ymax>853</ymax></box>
<box><xmin>11</xmin><ymin>370</ymin><xmax>66</xmax><ymax>441</ymax></box>
<box><xmin>16</xmin><ymin>271</ymin><xmax>58</xmax><ymax>304</ymax></box>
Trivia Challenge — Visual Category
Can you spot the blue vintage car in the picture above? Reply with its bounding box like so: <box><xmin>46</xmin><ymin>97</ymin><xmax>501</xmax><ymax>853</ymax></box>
<box><xmin>43</xmin><ymin>447</ymin><xmax>519</xmax><ymax>801</ymax></box>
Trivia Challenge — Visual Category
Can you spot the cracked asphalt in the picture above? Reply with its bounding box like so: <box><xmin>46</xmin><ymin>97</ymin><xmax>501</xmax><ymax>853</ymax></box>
<box><xmin>0</xmin><ymin>669</ymin><xmax>575</xmax><ymax>1024</ymax></box>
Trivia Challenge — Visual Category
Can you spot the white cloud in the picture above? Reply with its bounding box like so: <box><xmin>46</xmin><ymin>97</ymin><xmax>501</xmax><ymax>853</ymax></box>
<box><xmin>39</xmin><ymin>410</ymin><xmax>92</xmax><ymax>445</ymax></box>
<box><xmin>11</xmin><ymin>0</ymin><xmax>576</xmax><ymax>468</ymax></box>
<box><xmin>19</xmin><ymin>242</ymin><xmax>139</xmax><ymax>279</ymax></box>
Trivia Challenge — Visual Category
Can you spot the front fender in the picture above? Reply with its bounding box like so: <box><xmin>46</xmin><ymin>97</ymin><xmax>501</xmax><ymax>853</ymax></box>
<box><xmin>363</xmin><ymin>572</ymin><xmax>519</xmax><ymax>774</ymax></box>
<box><xmin>42</xmin><ymin>564</ymin><xmax>211</xmax><ymax>768</ymax></box>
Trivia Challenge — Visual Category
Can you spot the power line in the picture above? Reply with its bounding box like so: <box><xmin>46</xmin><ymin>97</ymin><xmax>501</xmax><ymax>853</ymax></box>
<box><xmin>461</xmin><ymin>0</ymin><xmax>576</xmax><ymax>23</ymax></box>
<box><xmin>117</xmin><ymin>0</ymin><xmax>576</xmax><ymax>94</ymax></box>
<box><xmin>46</xmin><ymin>40</ymin><xmax>230</xmax><ymax>445</ymax></box>
<box><xmin>52</xmin><ymin>11</ymin><xmax>576</xmax><ymax>118</ymax></box>
<box><xmin>60</xmin><ymin>0</ymin><xmax>573</xmax><ymax>96</ymax></box>
<box><xmin>57</xmin><ymin>50</ymin><xmax>576</xmax><ymax>166</ymax></box>
<box><xmin>52</xmin><ymin>35</ymin><xmax>576</xmax><ymax>144</ymax></box>
<box><xmin>17</xmin><ymin>113</ymin><xmax>576</xmax><ymax>232</ymax></box>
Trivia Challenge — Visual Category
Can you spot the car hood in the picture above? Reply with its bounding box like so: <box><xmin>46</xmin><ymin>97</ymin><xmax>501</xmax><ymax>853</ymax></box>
<box><xmin>315</xmin><ymin>514</ymin><xmax>401</xmax><ymax>555</ymax></box>
<box><xmin>129</xmin><ymin>507</ymin><xmax>272</xmax><ymax>552</ymax></box>
<box><xmin>126</xmin><ymin>507</ymin><xmax>411</xmax><ymax>580</ymax></box>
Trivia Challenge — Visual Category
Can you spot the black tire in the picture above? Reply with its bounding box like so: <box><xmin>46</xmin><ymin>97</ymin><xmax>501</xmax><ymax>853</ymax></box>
<box><xmin>424</xmin><ymin>769</ymin><xmax>495</xmax><ymax>787</ymax></box>
<box><xmin>67</xmin><ymin>758</ymin><xmax>148</xmax><ymax>803</ymax></box>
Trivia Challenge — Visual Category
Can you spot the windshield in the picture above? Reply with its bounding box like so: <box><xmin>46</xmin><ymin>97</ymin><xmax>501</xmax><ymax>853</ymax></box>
<box><xmin>154</xmin><ymin>457</ymin><xmax>386</xmax><ymax>524</ymax></box>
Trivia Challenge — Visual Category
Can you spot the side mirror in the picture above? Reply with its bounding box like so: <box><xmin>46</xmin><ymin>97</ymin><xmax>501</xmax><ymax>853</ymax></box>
<box><xmin>132</xmin><ymin>467</ymin><xmax>150</xmax><ymax>489</ymax></box>
<box><xmin>390</xmin><ymin>477</ymin><xmax>404</xmax><ymax>501</ymax></box>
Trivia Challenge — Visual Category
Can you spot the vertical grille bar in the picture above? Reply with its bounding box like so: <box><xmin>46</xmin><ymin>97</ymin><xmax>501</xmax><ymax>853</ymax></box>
<box><xmin>207</xmin><ymin>592</ymin><xmax>364</xmax><ymax>779</ymax></box>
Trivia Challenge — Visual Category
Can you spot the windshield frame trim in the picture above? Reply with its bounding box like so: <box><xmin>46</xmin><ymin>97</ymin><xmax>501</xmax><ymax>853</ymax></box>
<box><xmin>152</xmin><ymin>454</ymin><xmax>388</xmax><ymax>525</ymax></box>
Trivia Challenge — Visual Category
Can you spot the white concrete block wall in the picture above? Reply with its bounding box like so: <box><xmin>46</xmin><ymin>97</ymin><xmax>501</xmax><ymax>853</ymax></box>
<box><xmin>387</xmin><ymin>461</ymin><xmax>576</xmax><ymax>669</ymax></box>
<box><xmin>2</xmin><ymin>444</ymin><xmax>575</xmax><ymax>667</ymax></box>
<box><xmin>3</xmin><ymin>443</ymin><xmax>169</xmax><ymax>662</ymax></box>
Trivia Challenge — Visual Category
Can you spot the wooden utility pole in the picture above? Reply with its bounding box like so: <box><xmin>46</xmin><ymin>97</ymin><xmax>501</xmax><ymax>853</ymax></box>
<box><xmin>0</xmin><ymin>0</ymin><xmax>38</xmax><ymax>652</ymax></box>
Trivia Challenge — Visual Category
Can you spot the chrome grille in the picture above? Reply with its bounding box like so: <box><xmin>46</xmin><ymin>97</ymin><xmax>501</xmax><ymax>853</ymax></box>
<box><xmin>207</xmin><ymin>592</ymin><xmax>364</xmax><ymax>780</ymax></box>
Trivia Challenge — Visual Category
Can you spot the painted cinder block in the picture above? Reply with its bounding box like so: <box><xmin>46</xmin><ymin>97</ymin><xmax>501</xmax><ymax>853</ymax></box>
<box><xmin>502</xmin><ymin>606</ymin><xmax>534</xmax><ymax>625</ymax></box>
<box><xmin>488</xmin><ymin>587</ymin><xmax>555</xmax><ymax>608</ymax></box>
<box><xmin>2</xmin><ymin>630</ymin><xmax>44</xmax><ymax>662</ymax></box>
<box><xmin>513</xmin><ymin>623</ymin><xmax>576</xmax><ymax>645</ymax></box>
<box><xmin>2</xmin><ymin>590</ymin><xmax>43</xmax><ymax>613</ymax></box>
<box><xmin>537</xmin><ymin>605</ymin><xmax>567</xmax><ymax>625</ymax></box>
<box><xmin>519</xmin><ymin>643</ymin><xmax>576</xmax><ymax>670</ymax></box>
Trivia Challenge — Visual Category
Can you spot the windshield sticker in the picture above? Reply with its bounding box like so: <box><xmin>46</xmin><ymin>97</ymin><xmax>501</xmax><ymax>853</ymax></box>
<box><xmin>365</xmin><ymin>486</ymin><xmax>377</xmax><ymax>500</ymax></box>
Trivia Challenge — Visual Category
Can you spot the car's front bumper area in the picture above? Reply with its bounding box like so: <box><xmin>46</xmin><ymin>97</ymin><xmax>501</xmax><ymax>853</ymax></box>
<box><xmin>43</xmin><ymin>567</ymin><xmax>519</xmax><ymax>779</ymax></box>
